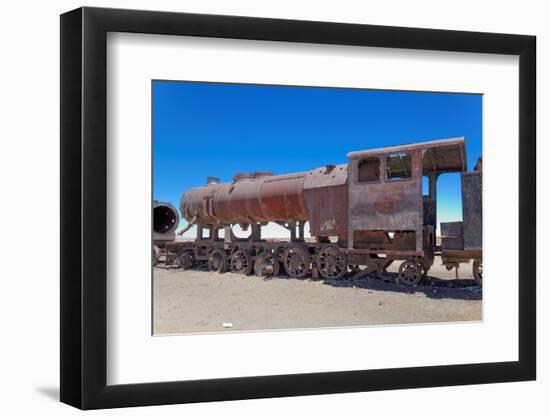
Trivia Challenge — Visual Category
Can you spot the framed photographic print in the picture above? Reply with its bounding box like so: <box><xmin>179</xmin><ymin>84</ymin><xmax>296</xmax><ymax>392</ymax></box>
<box><xmin>60</xmin><ymin>6</ymin><xmax>536</xmax><ymax>409</ymax></box>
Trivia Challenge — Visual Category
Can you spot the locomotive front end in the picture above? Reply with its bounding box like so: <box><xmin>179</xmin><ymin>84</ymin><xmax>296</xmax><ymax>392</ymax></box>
<box><xmin>153</xmin><ymin>201</ymin><xmax>179</xmax><ymax>242</ymax></box>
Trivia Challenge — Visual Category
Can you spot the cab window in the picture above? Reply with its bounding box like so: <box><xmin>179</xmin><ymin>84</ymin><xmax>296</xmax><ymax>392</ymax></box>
<box><xmin>386</xmin><ymin>152</ymin><xmax>412</xmax><ymax>180</ymax></box>
<box><xmin>357</xmin><ymin>157</ymin><xmax>380</xmax><ymax>182</ymax></box>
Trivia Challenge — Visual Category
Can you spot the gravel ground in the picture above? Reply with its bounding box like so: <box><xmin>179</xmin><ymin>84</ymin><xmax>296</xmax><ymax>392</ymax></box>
<box><xmin>153</xmin><ymin>256</ymin><xmax>482</xmax><ymax>335</ymax></box>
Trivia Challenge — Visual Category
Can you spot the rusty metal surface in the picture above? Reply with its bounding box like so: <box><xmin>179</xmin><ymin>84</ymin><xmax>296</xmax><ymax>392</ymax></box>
<box><xmin>343</xmin><ymin>248</ymin><xmax>422</xmax><ymax>256</ymax></box>
<box><xmin>347</xmin><ymin>148</ymin><xmax>424</xmax><ymax>234</ymax></box>
<box><xmin>303</xmin><ymin>164</ymin><xmax>347</xmax><ymax>188</ymax></box>
<box><xmin>180</xmin><ymin>171</ymin><xmax>309</xmax><ymax>227</ymax></box>
<box><xmin>303</xmin><ymin>163</ymin><xmax>348</xmax><ymax>237</ymax></box>
<box><xmin>304</xmin><ymin>185</ymin><xmax>348</xmax><ymax>237</ymax></box>
<box><xmin>421</xmin><ymin>143</ymin><xmax>466</xmax><ymax>174</ymax></box>
<box><xmin>441</xmin><ymin>221</ymin><xmax>464</xmax><ymax>250</ymax></box>
<box><xmin>353</xmin><ymin>230</ymin><xmax>391</xmax><ymax>244</ymax></box>
<box><xmin>423</xmin><ymin>196</ymin><xmax>436</xmax><ymax>227</ymax></box>
<box><xmin>461</xmin><ymin>169</ymin><xmax>482</xmax><ymax>251</ymax></box>
<box><xmin>442</xmin><ymin>249</ymin><xmax>482</xmax><ymax>259</ymax></box>
<box><xmin>347</xmin><ymin>137</ymin><xmax>467</xmax><ymax>173</ymax></box>
<box><xmin>346</xmin><ymin>138</ymin><xmax>466</xmax><ymax>253</ymax></box>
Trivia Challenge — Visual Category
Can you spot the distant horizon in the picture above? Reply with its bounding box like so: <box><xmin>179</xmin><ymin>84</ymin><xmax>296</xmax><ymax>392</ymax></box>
<box><xmin>153</xmin><ymin>80</ymin><xmax>482</xmax><ymax>238</ymax></box>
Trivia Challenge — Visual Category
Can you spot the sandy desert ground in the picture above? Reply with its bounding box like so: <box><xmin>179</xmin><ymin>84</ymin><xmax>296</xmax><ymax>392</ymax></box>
<box><xmin>153</xmin><ymin>256</ymin><xmax>482</xmax><ymax>335</ymax></box>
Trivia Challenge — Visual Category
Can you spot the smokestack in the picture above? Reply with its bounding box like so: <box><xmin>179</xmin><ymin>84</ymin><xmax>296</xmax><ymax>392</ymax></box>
<box><xmin>206</xmin><ymin>176</ymin><xmax>220</xmax><ymax>185</ymax></box>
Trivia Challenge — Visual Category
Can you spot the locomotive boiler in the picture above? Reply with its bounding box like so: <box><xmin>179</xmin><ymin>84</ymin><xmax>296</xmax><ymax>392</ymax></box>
<box><xmin>180</xmin><ymin>166</ymin><xmax>347</xmax><ymax>240</ymax></box>
<box><xmin>159</xmin><ymin>137</ymin><xmax>482</xmax><ymax>286</ymax></box>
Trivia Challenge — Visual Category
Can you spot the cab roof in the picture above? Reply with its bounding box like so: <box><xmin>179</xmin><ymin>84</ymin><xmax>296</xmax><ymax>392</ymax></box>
<box><xmin>347</xmin><ymin>137</ymin><xmax>467</xmax><ymax>174</ymax></box>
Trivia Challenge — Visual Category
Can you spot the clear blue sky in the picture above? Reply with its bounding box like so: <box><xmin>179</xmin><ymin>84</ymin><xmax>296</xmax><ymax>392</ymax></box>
<box><xmin>153</xmin><ymin>81</ymin><xmax>482</xmax><ymax>231</ymax></box>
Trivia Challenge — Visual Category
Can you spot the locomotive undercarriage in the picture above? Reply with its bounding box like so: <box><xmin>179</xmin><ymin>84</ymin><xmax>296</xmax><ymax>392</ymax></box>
<box><xmin>158</xmin><ymin>225</ymin><xmax>435</xmax><ymax>286</ymax></box>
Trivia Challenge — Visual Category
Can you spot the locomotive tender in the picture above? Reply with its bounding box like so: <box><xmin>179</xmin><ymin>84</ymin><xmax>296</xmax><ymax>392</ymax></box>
<box><xmin>154</xmin><ymin>137</ymin><xmax>482</xmax><ymax>286</ymax></box>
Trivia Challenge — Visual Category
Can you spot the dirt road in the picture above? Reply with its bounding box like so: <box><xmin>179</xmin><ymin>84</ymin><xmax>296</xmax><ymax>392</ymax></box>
<box><xmin>153</xmin><ymin>256</ymin><xmax>482</xmax><ymax>335</ymax></box>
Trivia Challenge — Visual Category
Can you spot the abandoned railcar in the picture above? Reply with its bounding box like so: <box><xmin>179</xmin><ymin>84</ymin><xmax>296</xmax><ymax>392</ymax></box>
<box><xmin>154</xmin><ymin>137</ymin><xmax>482</xmax><ymax>286</ymax></box>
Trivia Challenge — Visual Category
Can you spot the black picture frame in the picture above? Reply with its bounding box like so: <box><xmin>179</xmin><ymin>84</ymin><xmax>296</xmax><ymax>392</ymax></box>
<box><xmin>60</xmin><ymin>6</ymin><xmax>536</xmax><ymax>410</ymax></box>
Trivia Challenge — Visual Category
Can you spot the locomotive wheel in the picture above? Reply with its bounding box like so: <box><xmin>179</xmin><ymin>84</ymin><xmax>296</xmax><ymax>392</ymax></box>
<box><xmin>397</xmin><ymin>260</ymin><xmax>422</xmax><ymax>286</ymax></box>
<box><xmin>230</xmin><ymin>250</ymin><xmax>253</xmax><ymax>275</ymax></box>
<box><xmin>473</xmin><ymin>259</ymin><xmax>483</xmax><ymax>286</ymax></box>
<box><xmin>177</xmin><ymin>251</ymin><xmax>194</xmax><ymax>269</ymax></box>
<box><xmin>317</xmin><ymin>244</ymin><xmax>348</xmax><ymax>280</ymax></box>
<box><xmin>152</xmin><ymin>245</ymin><xmax>160</xmax><ymax>266</ymax></box>
<box><xmin>283</xmin><ymin>244</ymin><xmax>311</xmax><ymax>278</ymax></box>
<box><xmin>254</xmin><ymin>252</ymin><xmax>280</xmax><ymax>277</ymax></box>
<box><xmin>208</xmin><ymin>249</ymin><xmax>227</xmax><ymax>273</ymax></box>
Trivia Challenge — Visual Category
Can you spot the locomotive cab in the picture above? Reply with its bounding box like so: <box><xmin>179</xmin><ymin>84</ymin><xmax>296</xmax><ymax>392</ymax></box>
<box><xmin>345</xmin><ymin>137</ymin><xmax>467</xmax><ymax>277</ymax></box>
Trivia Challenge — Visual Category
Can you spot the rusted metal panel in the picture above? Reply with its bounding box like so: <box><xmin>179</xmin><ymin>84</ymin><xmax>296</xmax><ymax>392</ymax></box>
<box><xmin>441</xmin><ymin>221</ymin><xmax>464</xmax><ymax>250</ymax></box>
<box><xmin>393</xmin><ymin>231</ymin><xmax>417</xmax><ymax>250</ymax></box>
<box><xmin>352</xmin><ymin>230</ymin><xmax>392</xmax><ymax>247</ymax></box>
<box><xmin>442</xmin><ymin>249</ymin><xmax>482</xmax><ymax>259</ymax></box>
<box><xmin>258</xmin><ymin>173</ymin><xmax>309</xmax><ymax>222</ymax></box>
<box><xmin>303</xmin><ymin>164</ymin><xmax>347</xmax><ymax>188</ymax></box>
<box><xmin>347</xmin><ymin>148</ymin><xmax>424</xmax><ymax>234</ymax></box>
<box><xmin>304</xmin><ymin>185</ymin><xmax>348</xmax><ymax>237</ymax></box>
<box><xmin>461</xmin><ymin>169</ymin><xmax>482</xmax><ymax>250</ymax></box>
<box><xmin>423</xmin><ymin>196</ymin><xmax>436</xmax><ymax>227</ymax></box>
<box><xmin>303</xmin><ymin>164</ymin><xmax>348</xmax><ymax>237</ymax></box>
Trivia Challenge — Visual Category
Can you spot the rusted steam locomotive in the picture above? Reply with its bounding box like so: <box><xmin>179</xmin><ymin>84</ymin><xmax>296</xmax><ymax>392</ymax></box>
<box><xmin>153</xmin><ymin>137</ymin><xmax>482</xmax><ymax>286</ymax></box>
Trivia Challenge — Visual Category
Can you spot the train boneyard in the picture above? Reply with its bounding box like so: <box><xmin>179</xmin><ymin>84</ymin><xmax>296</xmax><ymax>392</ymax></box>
<box><xmin>153</xmin><ymin>137</ymin><xmax>482</xmax><ymax>286</ymax></box>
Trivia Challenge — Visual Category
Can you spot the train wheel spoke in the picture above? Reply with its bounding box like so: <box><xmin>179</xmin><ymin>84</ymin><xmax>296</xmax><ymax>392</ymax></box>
<box><xmin>230</xmin><ymin>250</ymin><xmax>253</xmax><ymax>275</ymax></box>
<box><xmin>254</xmin><ymin>252</ymin><xmax>280</xmax><ymax>277</ymax></box>
<box><xmin>177</xmin><ymin>251</ymin><xmax>194</xmax><ymax>269</ymax></box>
<box><xmin>398</xmin><ymin>260</ymin><xmax>422</xmax><ymax>286</ymax></box>
<box><xmin>283</xmin><ymin>244</ymin><xmax>311</xmax><ymax>278</ymax></box>
<box><xmin>208</xmin><ymin>249</ymin><xmax>227</xmax><ymax>273</ymax></box>
<box><xmin>317</xmin><ymin>244</ymin><xmax>347</xmax><ymax>279</ymax></box>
